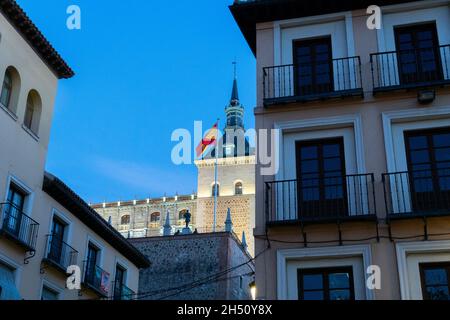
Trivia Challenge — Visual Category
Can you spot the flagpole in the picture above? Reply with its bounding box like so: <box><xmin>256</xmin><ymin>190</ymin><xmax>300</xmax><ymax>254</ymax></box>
<box><xmin>213</xmin><ymin>118</ymin><xmax>220</xmax><ymax>232</ymax></box>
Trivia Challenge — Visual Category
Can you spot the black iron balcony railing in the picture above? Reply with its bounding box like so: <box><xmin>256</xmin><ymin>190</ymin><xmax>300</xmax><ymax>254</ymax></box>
<box><xmin>263</xmin><ymin>56</ymin><xmax>363</xmax><ymax>106</ymax></box>
<box><xmin>382</xmin><ymin>171</ymin><xmax>450</xmax><ymax>219</ymax></box>
<box><xmin>371</xmin><ymin>45</ymin><xmax>450</xmax><ymax>92</ymax></box>
<box><xmin>113</xmin><ymin>280</ymin><xmax>135</xmax><ymax>300</ymax></box>
<box><xmin>83</xmin><ymin>261</ymin><xmax>110</xmax><ymax>297</ymax></box>
<box><xmin>43</xmin><ymin>234</ymin><xmax>78</xmax><ymax>272</ymax></box>
<box><xmin>0</xmin><ymin>202</ymin><xmax>39</xmax><ymax>251</ymax></box>
<box><xmin>265</xmin><ymin>174</ymin><xmax>377</xmax><ymax>225</ymax></box>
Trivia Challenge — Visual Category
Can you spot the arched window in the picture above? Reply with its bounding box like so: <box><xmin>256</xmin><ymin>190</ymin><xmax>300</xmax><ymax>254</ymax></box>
<box><xmin>24</xmin><ymin>90</ymin><xmax>42</xmax><ymax>135</ymax></box>
<box><xmin>212</xmin><ymin>184</ymin><xmax>220</xmax><ymax>197</ymax></box>
<box><xmin>0</xmin><ymin>67</ymin><xmax>20</xmax><ymax>113</ymax></box>
<box><xmin>179</xmin><ymin>209</ymin><xmax>188</xmax><ymax>221</ymax></box>
<box><xmin>235</xmin><ymin>182</ymin><xmax>243</xmax><ymax>195</ymax></box>
<box><xmin>150</xmin><ymin>212</ymin><xmax>161</xmax><ymax>223</ymax></box>
<box><xmin>120</xmin><ymin>215</ymin><xmax>130</xmax><ymax>225</ymax></box>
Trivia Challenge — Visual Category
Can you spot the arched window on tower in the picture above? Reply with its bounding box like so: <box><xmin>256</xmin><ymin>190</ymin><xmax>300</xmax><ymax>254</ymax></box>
<box><xmin>179</xmin><ymin>209</ymin><xmax>188</xmax><ymax>221</ymax></box>
<box><xmin>1</xmin><ymin>66</ymin><xmax>21</xmax><ymax>113</ymax></box>
<box><xmin>212</xmin><ymin>184</ymin><xmax>220</xmax><ymax>197</ymax></box>
<box><xmin>120</xmin><ymin>215</ymin><xmax>130</xmax><ymax>225</ymax></box>
<box><xmin>235</xmin><ymin>182</ymin><xmax>243</xmax><ymax>195</ymax></box>
<box><xmin>24</xmin><ymin>90</ymin><xmax>42</xmax><ymax>136</ymax></box>
<box><xmin>150</xmin><ymin>212</ymin><xmax>161</xmax><ymax>223</ymax></box>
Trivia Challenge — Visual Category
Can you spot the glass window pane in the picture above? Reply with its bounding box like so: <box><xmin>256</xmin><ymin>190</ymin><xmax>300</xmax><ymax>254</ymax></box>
<box><xmin>426</xmin><ymin>286</ymin><xmax>450</xmax><ymax>300</ymax></box>
<box><xmin>301</xmin><ymin>146</ymin><xmax>318</xmax><ymax>160</ymax></box>
<box><xmin>435</xmin><ymin>148</ymin><xmax>450</xmax><ymax>162</ymax></box>
<box><xmin>330</xmin><ymin>289</ymin><xmax>351</xmax><ymax>300</ymax></box>
<box><xmin>303</xmin><ymin>274</ymin><xmax>323</xmax><ymax>290</ymax></box>
<box><xmin>324</xmin><ymin>158</ymin><xmax>341</xmax><ymax>171</ymax></box>
<box><xmin>424</xmin><ymin>268</ymin><xmax>448</xmax><ymax>286</ymax></box>
<box><xmin>303</xmin><ymin>291</ymin><xmax>324</xmax><ymax>300</ymax></box>
<box><xmin>323</xmin><ymin>144</ymin><xmax>340</xmax><ymax>157</ymax></box>
<box><xmin>408</xmin><ymin>136</ymin><xmax>428</xmax><ymax>150</ymax></box>
<box><xmin>301</xmin><ymin>160</ymin><xmax>319</xmax><ymax>173</ymax></box>
<box><xmin>302</xmin><ymin>188</ymin><xmax>320</xmax><ymax>201</ymax></box>
<box><xmin>329</xmin><ymin>273</ymin><xmax>350</xmax><ymax>289</ymax></box>
<box><xmin>410</xmin><ymin>150</ymin><xmax>430</xmax><ymax>164</ymax></box>
<box><xmin>433</xmin><ymin>134</ymin><xmax>450</xmax><ymax>148</ymax></box>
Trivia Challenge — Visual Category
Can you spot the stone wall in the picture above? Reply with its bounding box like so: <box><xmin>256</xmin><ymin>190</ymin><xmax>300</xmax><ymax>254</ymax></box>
<box><xmin>130</xmin><ymin>232</ymin><xmax>254</xmax><ymax>300</ymax></box>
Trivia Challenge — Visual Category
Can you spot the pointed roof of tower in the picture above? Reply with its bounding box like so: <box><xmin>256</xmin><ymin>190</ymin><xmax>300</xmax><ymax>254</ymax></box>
<box><xmin>230</xmin><ymin>78</ymin><xmax>239</xmax><ymax>104</ymax></box>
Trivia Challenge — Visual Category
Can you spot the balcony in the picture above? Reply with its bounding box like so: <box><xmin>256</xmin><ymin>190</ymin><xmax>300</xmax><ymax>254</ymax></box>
<box><xmin>42</xmin><ymin>234</ymin><xmax>78</xmax><ymax>274</ymax></box>
<box><xmin>265</xmin><ymin>174</ymin><xmax>377</xmax><ymax>226</ymax></box>
<box><xmin>371</xmin><ymin>45</ymin><xmax>450</xmax><ymax>93</ymax></box>
<box><xmin>0</xmin><ymin>202</ymin><xmax>39</xmax><ymax>251</ymax></box>
<box><xmin>83</xmin><ymin>261</ymin><xmax>110</xmax><ymax>298</ymax></box>
<box><xmin>113</xmin><ymin>280</ymin><xmax>135</xmax><ymax>300</ymax></box>
<box><xmin>263</xmin><ymin>56</ymin><xmax>363</xmax><ymax>107</ymax></box>
<box><xmin>382</xmin><ymin>171</ymin><xmax>450</xmax><ymax>220</ymax></box>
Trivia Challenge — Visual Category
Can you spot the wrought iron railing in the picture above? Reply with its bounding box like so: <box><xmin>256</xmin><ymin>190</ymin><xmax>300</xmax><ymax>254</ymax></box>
<box><xmin>43</xmin><ymin>234</ymin><xmax>78</xmax><ymax>271</ymax></box>
<box><xmin>382</xmin><ymin>171</ymin><xmax>450</xmax><ymax>218</ymax></box>
<box><xmin>263</xmin><ymin>56</ymin><xmax>363</xmax><ymax>105</ymax></box>
<box><xmin>265</xmin><ymin>174</ymin><xmax>377</xmax><ymax>224</ymax></box>
<box><xmin>113</xmin><ymin>280</ymin><xmax>135</xmax><ymax>300</ymax></box>
<box><xmin>0</xmin><ymin>202</ymin><xmax>39</xmax><ymax>250</ymax></box>
<box><xmin>370</xmin><ymin>45</ymin><xmax>450</xmax><ymax>92</ymax></box>
<box><xmin>83</xmin><ymin>261</ymin><xmax>110</xmax><ymax>297</ymax></box>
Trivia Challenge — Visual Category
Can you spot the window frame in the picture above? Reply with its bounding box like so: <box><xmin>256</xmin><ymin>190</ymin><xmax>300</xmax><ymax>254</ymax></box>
<box><xmin>292</xmin><ymin>36</ymin><xmax>334</xmax><ymax>97</ymax></box>
<box><xmin>404</xmin><ymin>126</ymin><xmax>450</xmax><ymax>212</ymax></box>
<box><xmin>297</xmin><ymin>266</ymin><xmax>355</xmax><ymax>301</ymax></box>
<box><xmin>295</xmin><ymin>137</ymin><xmax>348</xmax><ymax>218</ymax></box>
<box><xmin>120</xmin><ymin>215</ymin><xmax>131</xmax><ymax>225</ymax></box>
<box><xmin>419</xmin><ymin>262</ymin><xmax>450</xmax><ymax>300</ymax></box>
<box><xmin>0</xmin><ymin>70</ymin><xmax>13</xmax><ymax>109</ymax></box>
<box><xmin>235</xmin><ymin>181</ymin><xmax>243</xmax><ymax>195</ymax></box>
<box><xmin>394</xmin><ymin>22</ymin><xmax>443</xmax><ymax>85</ymax></box>
<box><xmin>211</xmin><ymin>183</ymin><xmax>220</xmax><ymax>197</ymax></box>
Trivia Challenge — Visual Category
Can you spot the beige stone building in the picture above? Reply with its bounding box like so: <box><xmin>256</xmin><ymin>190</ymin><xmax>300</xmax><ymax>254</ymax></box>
<box><xmin>94</xmin><ymin>78</ymin><xmax>256</xmax><ymax>255</ymax></box>
<box><xmin>231</xmin><ymin>0</ymin><xmax>450</xmax><ymax>300</ymax></box>
<box><xmin>0</xmin><ymin>0</ymin><xmax>149</xmax><ymax>300</ymax></box>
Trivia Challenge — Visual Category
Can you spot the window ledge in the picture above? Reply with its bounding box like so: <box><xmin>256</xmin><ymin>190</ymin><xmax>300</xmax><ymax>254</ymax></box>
<box><xmin>0</xmin><ymin>103</ymin><xmax>18</xmax><ymax>121</ymax></box>
<box><xmin>22</xmin><ymin>124</ymin><xmax>39</xmax><ymax>142</ymax></box>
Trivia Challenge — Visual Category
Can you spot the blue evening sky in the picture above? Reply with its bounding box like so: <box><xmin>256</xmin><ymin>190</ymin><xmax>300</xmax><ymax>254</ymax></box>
<box><xmin>17</xmin><ymin>0</ymin><xmax>256</xmax><ymax>203</ymax></box>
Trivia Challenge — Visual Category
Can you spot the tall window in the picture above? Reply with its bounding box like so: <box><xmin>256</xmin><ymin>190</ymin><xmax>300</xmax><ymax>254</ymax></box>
<box><xmin>4</xmin><ymin>184</ymin><xmax>26</xmax><ymax>237</ymax></box>
<box><xmin>113</xmin><ymin>264</ymin><xmax>127</xmax><ymax>300</ymax></box>
<box><xmin>85</xmin><ymin>243</ymin><xmax>99</xmax><ymax>285</ymax></box>
<box><xmin>295</xmin><ymin>138</ymin><xmax>347</xmax><ymax>219</ymax></box>
<box><xmin>150</xmin><ymin>212</ymin><xmax>160</xmax><ymax>223</ymax></box>
<box><xmin>48</xmin><ymin>217</ymin><xmax>66</xmax><ymax>265</ymax></box>
<box><xmin>212</xmin><ymin>184</ymin><xmax>220</xmax><ymax>197</ymax></box>
<box><xmin>235</xmin><ymin>182</ymin><xmax>243</xmax><ymax>195</ymax></box>
<box><xmin>24</xmin><ymin>90</ymin><xmax>42</xmax><ymax>135</ymax></box>
<box><xmin>405</xmin><ymin>127</ymin><xmax>450</xmax><ymax>212</ymax></box>
<box><xmin>0</xmin><ymin>69</ymin><xmax>12</xmax><ymax>108</ymax></box>
<box><xmin>297</xmin><ymin>267</ymin><xmax>354</xmax><ymax>300</ymax></box>
<box><xmin>420</xmin><ymin>263</ymin><xmax>450</xmax><ymax>300</ymax></box>
<box><xmin>120</xmin><ymin>215</ymin><xmax>130</xmax><ymax>225</ymax></box>
<box><xmin>293</xmin><ymin>37</ymin><xmax>333</xmax><ymax>96</ymax></box>
<box><xmin>395</xmin><ymin>23</ymin><xmax>442</xmax><ymax>85</ymax></box>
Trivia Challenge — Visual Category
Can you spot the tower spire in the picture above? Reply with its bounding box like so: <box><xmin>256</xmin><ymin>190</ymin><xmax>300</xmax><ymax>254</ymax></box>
<box><xmin>230</xmin><ymin>60</ymin><xmax>239</xmax><ymax>105</ymax></box>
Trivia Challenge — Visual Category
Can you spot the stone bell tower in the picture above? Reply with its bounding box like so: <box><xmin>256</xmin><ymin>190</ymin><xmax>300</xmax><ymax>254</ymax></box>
<box><xmin>195</xmin><ymin>71</ymin><xmax>256</xmax><ymax>255</ymax></box>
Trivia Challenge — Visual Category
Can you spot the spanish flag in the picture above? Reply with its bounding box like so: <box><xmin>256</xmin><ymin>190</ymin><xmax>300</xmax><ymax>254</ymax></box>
<box><xmin>196</xmin><ymin>121</ymin><xmax>219</xmax><ymax>158</ymax></box>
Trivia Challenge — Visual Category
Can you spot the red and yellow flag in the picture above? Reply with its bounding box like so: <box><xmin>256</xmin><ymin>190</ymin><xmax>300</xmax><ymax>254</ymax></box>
<box><xmin>196</xmin><ymin>122</ymin><xmax>219</xmax><ymax>158</ymax></box>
